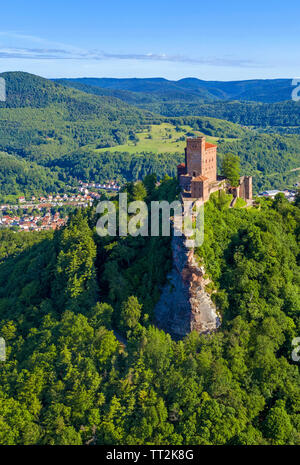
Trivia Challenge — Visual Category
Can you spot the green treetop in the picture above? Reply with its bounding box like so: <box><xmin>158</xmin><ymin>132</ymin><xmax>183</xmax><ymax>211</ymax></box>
<box><xmin>221</xmin><ymin>152</ymin><xmax>241</xmax><ymax>187</ymax></box>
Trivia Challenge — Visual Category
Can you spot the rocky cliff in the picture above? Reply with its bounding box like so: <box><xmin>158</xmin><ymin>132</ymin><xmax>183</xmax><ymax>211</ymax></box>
<box><xmin>155</xmin><ymin>233</ymin><xmax>221</xmax><ymax>338</ymax></box>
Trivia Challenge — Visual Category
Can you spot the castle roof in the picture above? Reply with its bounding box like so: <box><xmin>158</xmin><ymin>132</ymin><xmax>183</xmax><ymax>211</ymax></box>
<box><xmin>205</xmin><ymin>142</ymin><xmax>217</xmax><ymax>149</ymax></box>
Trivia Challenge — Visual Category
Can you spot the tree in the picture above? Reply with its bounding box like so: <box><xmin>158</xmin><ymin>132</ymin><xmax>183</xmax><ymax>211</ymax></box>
<box><xmin>221</xmin><ymin>153</ymin><xmax>240</xmax><ymax>187</ymax></box>
<box><xmin>132</xmin><ymin>182</ymin><xmax>147</xmax><ymax>202</ymax></box>
<box><xmin>90</xmin><ymin>302</ymin><xmax>114</xmax><ymax>329</ymax></box>
<box><xmin>264</xmin><ymin>401</ymin><xmax>293</xmax><ymax>444</ymax></box>
<box><xmin>294</xmin><ymin>189</ymin><xmax>300</xmax><ymax>207</ymax></box>
<box><xmin>143</xmin><ymin>174</ymin><xmax>157</xmax><ymax>197</ymax></box>
<box><xmin>120</xmin><ymin>296</ymin><xmax>142</xmax><ymax>330</ymax></box>
<box><xmin>53</xmin><ymin>210</ymin><xmax>98</xmax><ymax>312</ymax></box>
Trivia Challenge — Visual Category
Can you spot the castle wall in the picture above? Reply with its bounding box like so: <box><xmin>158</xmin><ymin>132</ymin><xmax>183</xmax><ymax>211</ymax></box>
<box><xmin>203</xmin><ymin>181</ymin><xmax>209</xmax><ymax>202</ymax></box>
<box><xmin>208</xmin><ymin>179</ymin><xmax>226</xmax><ymax>196</ymax></box>
<box><xmin>244</xmin><ymin>176</ymin><xmax>252</xmax><ymax>200</ymax></box>
<box><xmin>239</xmin><ymin>176</ymin><xmax>253</xmax><ymax>200</ymax></box>
<box><xmin>191</xmin><ymin>180</ymin><xmax>203</xmax><ymax>198</ymax></box>
<box><xmin>179</xmin><ymin>174</ymin><xmax>192</xmax><ymax>191</ymax></box>
<box><xmin>202</xmin><ymin>147</ymin><xmax>217</xmax><ymax>182</ymax></box>
<box><xmin>177</xmin><ymin>163</ymin><xmax>186</xmax><ymax>177</ymax></box>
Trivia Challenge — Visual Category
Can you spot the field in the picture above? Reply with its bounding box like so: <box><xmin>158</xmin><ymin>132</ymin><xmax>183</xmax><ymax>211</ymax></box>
<box><xmin>94</xmin><ymin>123</ymin><xmax>219</xmax><ymax>154</ymax></box>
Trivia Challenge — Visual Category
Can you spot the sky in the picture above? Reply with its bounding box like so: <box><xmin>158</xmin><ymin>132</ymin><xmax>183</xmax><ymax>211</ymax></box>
<box><xmin>0</xmin><ymin>0</ymin><xmax>299</xmax><ymax>81</ymax></box>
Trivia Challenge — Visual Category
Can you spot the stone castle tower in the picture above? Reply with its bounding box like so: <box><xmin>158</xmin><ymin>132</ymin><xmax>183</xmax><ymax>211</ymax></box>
<box><xmin>177</xmin><ymin>136</ymin><xmax>219</xmax><ymax>202</ymax></box>
<box><xmin>177</xmin><ymin>136</ymin><xmax>252</xmax><ymax>203</ymax></box>
<box><xmin>185</xmin><ymin>136</ymin><xmax>217</xmax><ymax>181</ymax></box>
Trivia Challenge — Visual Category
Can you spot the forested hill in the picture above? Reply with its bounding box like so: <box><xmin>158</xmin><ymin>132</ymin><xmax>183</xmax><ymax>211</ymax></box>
<box><xmin>0</xmin><ymin>72</ymin><xmax>156</xmax><ymax>161</ymax></box>
<box><xmin>141</xmin><ymin>101</ymin><xmax>300</xmax><ymax>131</ymax></box>
<box><xmin>56</xmin><ymin>77</ymin><xmax>300</xmax><ymax>131</ymax></box>
<box><xmin>0</xmin><ymin>181</ymin><xmax>299</xmax><ymax>445</ymax></box>
<box><xmin>0</xmin><ymin>71</ymin><xmax>152</xmax><ymax>115</ymax></box>
<box><xmin>56</xmin><ymin>76</ymin><xmax>294</xmax><ymax>103</ymax></box>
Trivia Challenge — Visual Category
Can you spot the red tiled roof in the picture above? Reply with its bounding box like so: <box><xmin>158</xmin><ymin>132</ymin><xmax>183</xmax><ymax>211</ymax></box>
<box><xmin>177</xmin><ymin>163</ymin><xmax>186</xmax><ymax>168</ymax></box>
<box><xmin>205</xmin><ymin>142</ymin><xmax>217</xmax><ymax>149</ymax></box>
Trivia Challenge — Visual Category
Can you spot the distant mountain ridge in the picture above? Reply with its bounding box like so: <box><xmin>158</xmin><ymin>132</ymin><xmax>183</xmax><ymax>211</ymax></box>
<box><xmin>55</xmin><ymin>76</ymin><xmax>294</xmax><ymax>103</ymax></box>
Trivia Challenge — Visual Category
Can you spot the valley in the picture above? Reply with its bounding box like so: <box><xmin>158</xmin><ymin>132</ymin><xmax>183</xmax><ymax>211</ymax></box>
<box><xmin>0</xmin><ymin>72</ymin><xmax>299</xmax><ymax>200</ymax></box>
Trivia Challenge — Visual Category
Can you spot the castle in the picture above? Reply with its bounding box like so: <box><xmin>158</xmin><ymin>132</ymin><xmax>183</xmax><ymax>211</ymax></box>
<box><xmin>155</xmin><ymin>137</ymin><xmax>253</xmax><ymax>337</ymax></box>
<box><xmin>177</xmin><ymin>136</ymin><xmax>252</xmax><ymax>203</ymax></box>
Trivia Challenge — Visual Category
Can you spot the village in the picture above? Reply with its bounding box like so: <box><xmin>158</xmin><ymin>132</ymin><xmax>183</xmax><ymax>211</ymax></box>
<box><xmin>0</xmin><ymin>179</ymin><xmax>121</xmax><ymax>232</ymax></box>
<box><xmin>0</xmin><ymin>210</ymin><xmax>68</xmax><ymax>231</ymax></box>
<box><xmin>257</xmin><ymin>188</ymin><xmax>297</xmax><ymax>202</ymax></box>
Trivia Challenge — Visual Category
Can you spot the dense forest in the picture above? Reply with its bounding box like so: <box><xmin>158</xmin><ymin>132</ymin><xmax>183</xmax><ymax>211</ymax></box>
<box><xmin>0</xmin><ymin>72</ymin><xmax>155</xmax><ymax>162</ymax></box>
<box><xmin>0</xmin><ymin>151</ymin><xmax>67</xmax><ymax>200</ymax></box>
<box><xmin>141</xmin><ymin>101</ymin><xmax>300</xmax><ymax>131</ymax></box>
<box><xmin>50</xmin><ymin>150</ymin><xmax>183</xmax><ymax>184</ymax></box>
<box><xmin>58</xmin><ymin>78</ymin><xmax>300</xmax><ymax>131</ymax></box>
<box><xmin>0</xmin><ymin>177</ymin><xmax>299</xmax><ymax>445</ymax></box>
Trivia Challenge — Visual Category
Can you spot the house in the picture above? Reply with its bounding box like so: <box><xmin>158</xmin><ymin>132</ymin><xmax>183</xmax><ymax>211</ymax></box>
<box><xmin>260</xmin><ymin>190</ymin><xmax>280</xmax><ymax>198</ymax></box>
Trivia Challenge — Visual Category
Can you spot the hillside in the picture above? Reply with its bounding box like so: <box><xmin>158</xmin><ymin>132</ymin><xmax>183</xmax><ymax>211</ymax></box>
<box><xmin>141</xmin><ymin>101</ymin><xmax>300</xmax><ymax>132</ymax></box>
<box><xmin>57</xmin><ymin>78</ymin><xmax>300</xmax><ymax>133</ymax></box>
<box><xmin>0</xmin><ymin>72</ymin><xmax>155</xmax><ymax>163</ymax></box>
<box><xmin>0</xmin><ymin>151</ymin><xmax>66</xmax><ymax>200</ymax></box>
<box><xmin>56</xmin><ymin>119</ymin><xmax>299</xmax><ymax>192</ymax></box>
<box><xmin>56</xmin><ymin>76</ymin><xmax>294</xmax><ymax>103</ymax></box>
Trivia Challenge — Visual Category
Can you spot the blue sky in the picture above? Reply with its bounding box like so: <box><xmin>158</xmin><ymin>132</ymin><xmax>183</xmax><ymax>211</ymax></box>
<box><xmin>0</xmin><ymin>0</ymin><xmax>299</xmax><ymax>80</ymax></box>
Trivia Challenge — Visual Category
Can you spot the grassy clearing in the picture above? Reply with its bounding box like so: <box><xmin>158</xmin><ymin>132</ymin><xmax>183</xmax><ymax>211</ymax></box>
<box><xmin>94</xmin><ymin>122</ymin><xmax>219</xmax><ymax>155</ymax></box>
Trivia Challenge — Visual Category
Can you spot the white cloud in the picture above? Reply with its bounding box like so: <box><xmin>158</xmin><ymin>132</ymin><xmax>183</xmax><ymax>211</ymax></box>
<box><xmin>0</xmin><ymin>31</ymin><xmax>261</xmax><ymax>68</ymax></box>
<box><xmin>0</xmin><ymin>46</ymin><xmax>260</xmax><ymax>68</ymax></box>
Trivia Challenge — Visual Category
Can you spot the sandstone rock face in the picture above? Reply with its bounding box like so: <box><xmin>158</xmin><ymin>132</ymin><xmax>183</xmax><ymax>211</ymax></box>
<box><xmin>155</xmin><ymin>233</ymin><xmax>221</xmax><ymax>338</ymax></box>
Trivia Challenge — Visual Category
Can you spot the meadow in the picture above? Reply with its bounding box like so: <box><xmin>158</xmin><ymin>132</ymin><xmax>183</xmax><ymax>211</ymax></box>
<box><xmin>94</xmin><ymin>123</ymin><xmax>219</xmax><ymax>155</ymax></box>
